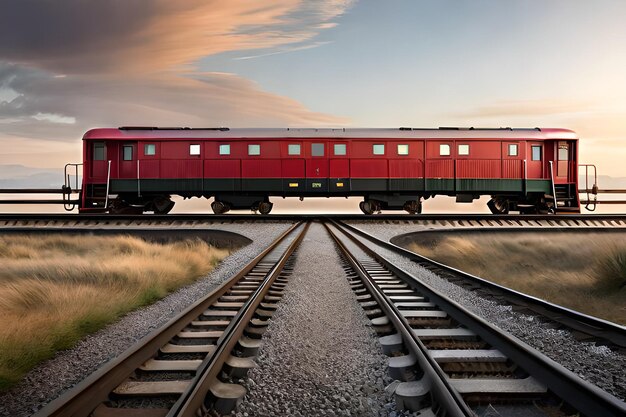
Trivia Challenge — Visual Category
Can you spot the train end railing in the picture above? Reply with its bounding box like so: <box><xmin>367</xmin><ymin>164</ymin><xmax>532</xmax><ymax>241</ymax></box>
<box><xmin>0</xmin><ymin>163</ymin><xmax>82</xmax><ymax>211</ymax></box>
<box><xmin>578</xmin><ymin>164</ymin><xmax>626</xmax><ymax>210</ymax></box>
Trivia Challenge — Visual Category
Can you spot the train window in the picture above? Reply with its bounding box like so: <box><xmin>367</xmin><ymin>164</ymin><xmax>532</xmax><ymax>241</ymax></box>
<box><xmin>458</xmin><ymin>144</ymin><xmax>469</xmax><ymax>156</ymax></box>
<box><xmin>123</xmin><ymin>145</ymin><xmax>133</xmax><ymax>161</ymax></box>
<box><xmin>219</xmin><ymin>144</ymin><xmax>230</xmax><ymax>155</ymax></box>
<box><xmin>334</xmin><ymin>144</ymin><xmax>346</xmax><ymax>155</ymax></box>
<box><xmin>311</xmin><ymin>143</ymin><xmax>324</xmax><ymax>156</ymax></box>
<box><xmin>558</xmin><ymin>144</ymin><xmax>569</xmax><ymax>160</ymax></box>
<box><xmin>397</xmin><ymin>144</ymin><xmax>409</xmax><ymax>155</ymax></box>
<box><xmin>144</xmin><ymin>144</ymin><xmax>156</xmax><ymax>156</ymax></box>
<box><xmin>531</xmin><ymin>145</ymin><xmax>542</xmax><ymax>161</ymax></box>
<box><xmin>248</xmin><ymin>144</ymin><xmax>261</xmax><ymax>155</ymax></box>
<box><xmin>439</xmin><ymin>144</ymin><xmax>451</xmax><ymax>156</ymax></box>
<box><xmin>508</xmin><ymin>144</ymin><xmax>518</xmax><ymax>156</ymax></box>
<box><xmin>93</xmin><ymin>143</ymin><xmax>105</xmax><ymax>160</ymax></box>
<box><xmin>288</xmin><ymin>144</ymin><xmax>301</xmax><ymax>155</ymax></box>
<box><xmin>373</xmin><ymin>144</ymin><xmax>385</xmax><ymax>155</ymax></box>
<box><xmin>190</xmin><ymin>144</ymin><xmax>201</xmax><ymax>155</ymax></box>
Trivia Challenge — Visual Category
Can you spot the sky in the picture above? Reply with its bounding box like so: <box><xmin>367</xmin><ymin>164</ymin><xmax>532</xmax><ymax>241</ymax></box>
<box><xmin>1</xmin><ymin>0</ymin><xmax>625</xmax><ymax>177</ymax></box>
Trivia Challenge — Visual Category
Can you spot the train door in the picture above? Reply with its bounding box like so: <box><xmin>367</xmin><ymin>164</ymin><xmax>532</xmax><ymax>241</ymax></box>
<box><xmin>557</xmin><ymin>141</ymin><xmax>572</xmax><ymax>182</ymax></box>
<box><xmin>90</xmin><ymin>141</ymin><xmax>108</xmax><ymax>180</ymax></box>
<box><xmin>425</xmin><ymin>141</ymin><xmax>454</xmax><ymax>192</ymax></box>
<box><xmin>119</xmin><ymin>142</ymin><xmax>137</xmax><ymax>178</ymax></box>
<box><xmin>329</xmin><ymin>142</ymin><xmax>349</xmax><ymax>193</ymax></box>
<box><xmin>306</xmin><ymin>142</ymin><xmax>329</xmax><ymax>192</ymax></box>
<box><xmin>282</xmin><ymin>142</ymin><xmax>305</xmax><ymax>194</ymax></box>
<box><xmin>527</xmin><ymin>142</ymin><xmax>543</xmax><ymax>178</ymax></box>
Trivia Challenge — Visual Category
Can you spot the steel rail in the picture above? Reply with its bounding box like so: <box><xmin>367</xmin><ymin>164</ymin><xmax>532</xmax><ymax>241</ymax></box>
<box><xmin>330</xmin><ymin>220</ymin><xmax>626</xmax><ymax>417</ymax></box>
<box><xmin>2</xmin><ymin>213</ymin><xmax>626</xmax><ymax>228</ymax></box>
<box><xmin>1</xmin><ymin>213</ymin><xmax>626</xmax><ymax>221</ymax></box>
<box><xmin>0</xmin><ymin>199</ymin><xmax>81</xmax><ymax>204</ymax></box>
<box><xmin>35</xmin><ymin>222</ymin><xmax>304</xmax><ymax>417</ymax></box>
<box><xmin>325</xmin><ymin>222</ymin><xmax>472</xmax><ymax>417</ymax></box>
<box><xmin>171</xmin><ymin>221</ymin><xmax>309</xmax><ymax>417</ymax></box>
<box><xmin>580</xmin><ymin>200</ymin><xmax>626</xmax><ymax>204</ymax></box>
<box><xmin>0</xmin><ymin>189</ymin><xmax>76</xmax><ymax>193</ymax></box>
<box><xmin>580</xmin><ymin>189</ymin><xmax>626</xmax><ymax>194</ymax></box>
<box><xmin>334</xmin><ymin>220</ymin><xmax>626</xmax><ymax>349</ymax></box>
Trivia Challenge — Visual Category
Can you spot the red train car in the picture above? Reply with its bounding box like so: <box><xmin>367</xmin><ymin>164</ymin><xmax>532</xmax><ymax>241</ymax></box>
<box><xmin>80</xmin><ymin>127</ymin><xmax>580</xmax><ymax>214</ymax></box>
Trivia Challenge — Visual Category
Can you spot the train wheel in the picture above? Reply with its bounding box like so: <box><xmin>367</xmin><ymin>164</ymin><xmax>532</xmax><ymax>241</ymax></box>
<box><xmin>359</xmin><ymin>200</ymin><xmax>375</xmax><ymax>215</ymax></box>
<box><xmin>108</xmin><ymin>198</ymin><xmax>144</xmax><ymax>214</ymax></box>
<box><xmin>258</xmin><ymin>201</ymin><xmax>273</xmax><ymax>215</ymax></box>
<box><xmin>153</xmin><ymin>196</ymin><xmax>175</xmax><ymax>214</ymax></box>
<box><xmin>403</xmin><ymin>200</ymin><xmax>422</xmax><ymax>215</ymax></box>
<box><xmin>487</xmin><ymin>197</ymin><xmax>509</xmax><ymax>214</ymax></box>
<box><xmin>518</xmin><ymin>204</ymin><xmax>538</xmax><ymax>215</ymax></box>
<box><xmin>539</xmin><ymin>200</ymin><xmax>556</xmax><ymax>215</ymax></box>
<box><xmin>211</xmin><ymin>200</ymin><xmax>230</xmax><ymax>214</ymax></box>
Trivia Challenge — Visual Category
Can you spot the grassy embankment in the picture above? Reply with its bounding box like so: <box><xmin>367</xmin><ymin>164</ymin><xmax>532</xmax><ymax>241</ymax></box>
<box><xmin>0</xmin><ymin>235</ymin><xmax>229</xmax><ymax>390</ymax></box>
<box><xmin>406</xmin><ymin>232</ymin><xmax>626</xmax><ymax>325</ymax></box>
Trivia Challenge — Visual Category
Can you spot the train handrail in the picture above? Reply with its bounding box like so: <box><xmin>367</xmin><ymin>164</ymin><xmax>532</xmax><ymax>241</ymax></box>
<box><xmin>523</xmin><ymin>159</ymin><xmax>527</xmax><ymax>196</ymax></box>
<box><xmin>579</xmin><ymin>164</ymin><xmax>598</xmax><ymax>211</ymax></box>
<box><xmin>63</xmin><ymin>163</ymin><xmax>82</xmax><ymax>191</ymax></box>
<box><xmin>137</xmin><ymin>160</ymin><xmax>141</xmax><ymax>197</ymax></box>
<box><xmin>63</xmin><ymin>163</ymin><xmax>83</xmax><ymax>211</ymax></box>
<box><xmin>104</xmin><ymin>160</ymin><xmax>111</xmax><ymax>210</ymax></box>
<box><xmin>549</xmin><ymin>161</ymin><xmax>557</xmax><ymax>213</ymax></box>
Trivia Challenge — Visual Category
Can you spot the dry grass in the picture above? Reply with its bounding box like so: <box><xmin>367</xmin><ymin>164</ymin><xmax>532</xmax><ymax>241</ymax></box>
<box><xmin>0</xmin><ymin>235</ymin><xmax>229</xmax><ymax>390</ymax></box>
<box><xmin>406</xmin><ymin>232</ymin><xmax>626</xmax><ymax>325</ymax></box>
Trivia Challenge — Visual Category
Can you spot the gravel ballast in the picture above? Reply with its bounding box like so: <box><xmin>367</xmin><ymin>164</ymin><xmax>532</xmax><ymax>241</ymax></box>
<box><xmin>350</xmin><ymin>222</ymin><xmax>626</xmax><ymax>401</ymax></box>
<box><xmin>0</xmin><ymin>221</ymin><xmax>293</xmax><ymax>417</ymax></box>
<box><xmin>235</xmin><ymin>222</ymin><xmax>402</xmax><ymax>417</ymax></box>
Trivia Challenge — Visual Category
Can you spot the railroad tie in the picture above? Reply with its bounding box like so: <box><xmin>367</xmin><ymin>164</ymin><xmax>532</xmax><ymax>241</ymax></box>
<box><xmin>139</xmin><ymin>358</ymin><xmax>202</xmax><ymax>372</ymax></box>
<box><xmin>224</xmin><ymin>354</ymin><xmax>257</xmax><ymax>378</ymax></box>
<box><xmin>449</xmin><ymin>376</ymin><xmax>547</xmax><ymax>394</ymax></box>
<box><xmin>160</xmin><ymin>343</ymin><xmax>216</xmax><ymax>354</ymax></box>
<box><xmin>112</xmin><ymin>380</ymin><xmax>190</xmax><ymax>396</ymax></box>
<box><xmin>411</xmin><ymin>328</ymin><xmax>476</xmax><ymax>340</ymax></box>
<box><xmin>209</xmin><ymin>379</ymin><xmax>247</xmax><ymax>414</ymax></box>
<box><xmin>388</xmin><ymin>354</ymin><xmax>417</xmax><ymax>380</ymax></box>
<box><xmin>379</xmin><ymin>333</ymin><xmax>404</xmax><ymax>355</ymax></box>
<box><xmin>92</xmin><ymin>404</ymin><xmax>169</xmax><ymax>417</ymax></box>
<box><xmin>394</xmin><ymin>379</ymin><xmax>432</xmax><ymax>412</ymax></box>
<box><xmin>428</xmin><ymin>349</ymin><xmax>507</xmax><ymax>363</ymax></box>
<box><xmin>238</xmin><ymin>336</ymin><xmax>263</xmax><ymax>355</ymax></box>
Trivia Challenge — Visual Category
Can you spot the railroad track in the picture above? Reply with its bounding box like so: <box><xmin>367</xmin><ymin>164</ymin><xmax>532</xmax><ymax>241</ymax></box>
<box><xmin>7</xmin><ymin>213</ymin><xmax>626</xmax><ymax>416</ymax></box>
<box><xmin>1</xmin><ymin>213</ymin><xmax>626</xmax><ymax>231</ymax></box>
<box><xmin>336</xmin><ymin>220</ymin><xmax>626</xmax><ymax>350</ymax></box>
<box><xmin>325</xmin><ymin>221</ymin><xmax>626</xmax><ymax>417</ymax></box>
<box><xmin>35</xmin><ymin>222</ymin><xmax>308</xmax><ymax>417</ymax></box>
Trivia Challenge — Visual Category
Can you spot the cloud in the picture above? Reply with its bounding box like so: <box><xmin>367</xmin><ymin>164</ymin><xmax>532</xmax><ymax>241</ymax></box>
<box><xmin>449</xmin><ymin>97</ymin><xmax>626</xmax><ymax>141</ymax></box>
<box><xmin>0</xmin><ymin>0</ymin><xmax>354</xmax><ymax>74</ymax></box>
<box><xmin>234</xmin><ymin>41</ymin><xmax>333</xmax><ymax>60</ymax></box>
<box><xmin>31</xmin><ymin>113</ymin><xmax>76</xmax><ymax>125</ymax></box>
<box><xmin>457</xmin><ymin>99</ymin><xmax>594</xmax><ymax>118</ymax></box>
<box><xmin>0</xmin><ymin>64</ymin><xmax>349</xmax><ymax>143</ymax></box>
<box><xmin>0</xmin><ymin>0</ymin><xmax>354</xmax><ymax>161</ymax></box>
<box><xmin>562</xmin><ymin>112</ymin><xmax>626</xmax><ymax>141</ymax></box>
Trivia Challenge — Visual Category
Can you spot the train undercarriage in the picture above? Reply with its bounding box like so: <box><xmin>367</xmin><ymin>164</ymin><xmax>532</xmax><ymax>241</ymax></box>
<box><xmin>108</xmin><ymin>194</ymin><xmax>176</xmax><ymax>214</ymax></box>
<box><xmin>85</xmin><ymin>173</ymin><xmax>581</xmax><ymax>215</ymax></box>
<box><xmin>210</xmin><ymin>196</ymin><xmax>273</xmax><ymax>215</ymax></box>
<box><xmin>107</xmin><ymin>193</ymin><xmax>275</xmax><ymax>215</ymax></box>
<box><xmin>102</xmin><ymin>189</ymin><xmax>575</xmax><ymax>216</ymax></box>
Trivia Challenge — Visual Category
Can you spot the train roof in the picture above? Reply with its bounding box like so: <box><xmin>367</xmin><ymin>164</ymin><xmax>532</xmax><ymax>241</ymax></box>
<box><xmin>83</xmin><ymin>127</ymin><xmax>578</xmax><ymax>141</ymax></box>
